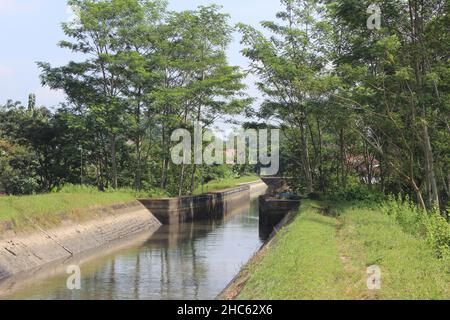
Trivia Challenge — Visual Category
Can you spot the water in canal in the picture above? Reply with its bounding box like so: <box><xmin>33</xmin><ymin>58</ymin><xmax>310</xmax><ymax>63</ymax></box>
<box><xmin>1</xmin><ymin>195</ymin><xmax>267</xmax><ymax>300</ymax></box>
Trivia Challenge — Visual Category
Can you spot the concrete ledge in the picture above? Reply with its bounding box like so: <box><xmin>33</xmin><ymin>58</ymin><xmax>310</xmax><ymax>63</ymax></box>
<box><xmin>139</xmin><ymin>185</ymin><xmax>252</xmax><ymax>224</ymax></box>
<box><xmin>239</xmin><ymin>181</ymin><xmax>268</xmax><ymax>196</ymax></box>
<box><xmin>0</xmin><ymin>201</ymin><xmax>161</xmax><ymax>281</ymax></box>
<box><xmin>259</xmin><ymin>195</ymin><xmax>301</xmax><ymax>214</ymax></box>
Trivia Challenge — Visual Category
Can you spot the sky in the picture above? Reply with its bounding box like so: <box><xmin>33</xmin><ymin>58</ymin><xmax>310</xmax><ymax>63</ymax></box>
<box><xmin>0</xmin><ymin>0</ymin><xmax>282</xmax><ymax>110</ymax></box>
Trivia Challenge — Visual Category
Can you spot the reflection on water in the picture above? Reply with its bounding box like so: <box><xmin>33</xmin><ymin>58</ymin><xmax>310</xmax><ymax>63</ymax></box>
<box><xmin>4</xmin><ymin>197</ymin><xmax>265</xmax><ymax>300</ymax></box>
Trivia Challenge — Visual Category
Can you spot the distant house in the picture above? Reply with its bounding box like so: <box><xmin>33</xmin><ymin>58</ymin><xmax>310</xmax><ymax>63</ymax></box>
<box><xmin>346</xmin><ymin>155</ymin><xmax>381</xmax><ymax>185</ymax></box>
<box><xmin>224</xmin><ymin>148</ymin><xmax>235</xmax><ymax>163</ymax></box>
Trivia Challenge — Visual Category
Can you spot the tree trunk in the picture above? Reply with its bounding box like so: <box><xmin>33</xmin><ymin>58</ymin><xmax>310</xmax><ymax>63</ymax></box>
<box><xmin>422</xmin><ymin>122</ymin><xmax>439</xmax><ymax>207</ymax></box>
<box><xmin>134</xmin><ymin>97</ymin><xmax>142</xmax><ymax>191</ymax></box>
<box><xmin>408</xmin><ymin>0</ymin><xmax>440</xmax><ymax>208</ymax></box>
<box><xmin>160</xmin><ymin>125</ymin><xmax>168</xmax><ymax>190</ymax></box>
<box><xmin>110</xmin><ymin>134</ymin><xmax>118</xmax><ymax>189</ymax></box>
<box><xmin>339</xmin><ymin>128</ymin><xmax>347</xmax><ymax>189</ymax></box>
<box><xmin>316</xmin><ymin>116</ymin><xmax>324</xmax><ymax>192</ymax></box>
<box><xmin>300</xmin><ymin>119</ymin><xmax>313</xmax><ymax>194</ymax></box>
<box><xmin>190</xmin><ymin>164</ymin><xmax>197</xmax><ymax>195</ymax></box>
<box><xmin>179</xmin><ymin>163</ymin><xmax>186</xmax><ymax>197</ymax></box>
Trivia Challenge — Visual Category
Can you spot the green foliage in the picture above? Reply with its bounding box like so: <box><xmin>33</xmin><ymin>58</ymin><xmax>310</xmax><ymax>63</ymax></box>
<box><xmin>328</xmin><ymin>185</ymin><xmax>385</xmax><ymax>203</ymax></box>
<box><xmin>238</xmin><ymin>0</ymin><xmax>449</xmax><ymax>211</ymax></box>
<box><xmin>381</xmin><ymin>196</ymin><xmax>450</xmax><ymax>261</ymax></box>
<box><xmin>2</xmin><ymin>1</ymin><xmax>249</xmax><ymax>197</ymax></box>
<box><xmin>33</xmin><ymin>0</ymin><xmax>251</xmax><ymax>195</ymax></box>
<box><xmin>2</xmin><ymin>176</ymin><xmax>40</xmax><ymax>196</ymax></box>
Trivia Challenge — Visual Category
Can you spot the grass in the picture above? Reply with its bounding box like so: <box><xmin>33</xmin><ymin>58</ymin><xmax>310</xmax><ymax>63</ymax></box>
<box><xmin>236</xmin><ymin>201</ymin><xmax>450</xmax><ymax>300</ymax></box>
<box><xmin>0</xmin><ymin>185</ymin><xmax>168</xmax><ymax>232</ymax></box>
<box><xmin>193</xmin><ymin>174</ymin><xmax>261</xmax><ymax>195</ymax></box>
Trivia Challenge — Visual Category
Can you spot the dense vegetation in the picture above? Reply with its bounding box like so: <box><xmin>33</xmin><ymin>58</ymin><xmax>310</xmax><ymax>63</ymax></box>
<box><xmin>0</xmin><ymin>0</ymin><xmax>448</xmax><ymax>214</ymax></box>
<box><xmin>0</xmin><ymin>0</ymin><xmax>253</xmax><ymax>198</ymax></box>
<box><xmin>239</xmin><ymin>0</ymin><xmax>449</xmax><ymax>213</ymax></box>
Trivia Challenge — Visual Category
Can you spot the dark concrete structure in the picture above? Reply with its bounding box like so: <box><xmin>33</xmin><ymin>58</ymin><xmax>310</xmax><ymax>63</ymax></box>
<box><xmin>139</xmin><ymin>185</ymin><xmax>252</xmax><ymax>225</ymax></box>
<box><xmin>258</xmin><ymin>195</ymin><xmax>301</xmax><ymax>239</ymax></box>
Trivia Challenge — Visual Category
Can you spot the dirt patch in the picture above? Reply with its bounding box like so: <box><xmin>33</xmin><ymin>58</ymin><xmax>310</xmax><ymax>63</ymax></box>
<box><xmin>313</xmin><ymin>205</ymin><xmax>340</xmax><ymax>218</ymax></box>
<box><xmin>335</xmin><ymin>216</ymin><xmax>378</xmax><ymax>300</ymax></box>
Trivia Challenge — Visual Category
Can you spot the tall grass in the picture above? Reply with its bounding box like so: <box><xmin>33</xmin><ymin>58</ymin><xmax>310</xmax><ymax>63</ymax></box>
<box><xmin>380</xmin><ymin>196</ymin><xmax>450</xmax><ymax>261</ymax></box>
<box><xmin>237</xmin><ymin>201</ymin><xmax>450</xmax><ymax>299</ymax></box>
<box><xmin>328</xmin><ymin>187</ymin><xmax>450</xmax><ymax>262</ymax></box>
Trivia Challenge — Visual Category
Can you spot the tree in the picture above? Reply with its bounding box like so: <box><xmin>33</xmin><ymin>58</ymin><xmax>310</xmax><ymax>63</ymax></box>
<box><xmin>239</xmin><ymin>0</ymin><xmax>333</xmax><ymax>193</ymax></box>
<box><xmin>39</xmin><ymin>0</ymin><xmax>162</xmax><ymax>189</ymax></box>
<box><xmin>326</xmin><ymin>0</ymin><xmax>449</xmax><ymax>209</ymax></box>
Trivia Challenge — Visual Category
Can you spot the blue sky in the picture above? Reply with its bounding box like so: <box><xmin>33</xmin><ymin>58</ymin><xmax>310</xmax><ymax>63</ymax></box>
<box><xmin>0</xmin><ymin>0</ymin><xmax>282</xmax><ymax>108</ymax></box>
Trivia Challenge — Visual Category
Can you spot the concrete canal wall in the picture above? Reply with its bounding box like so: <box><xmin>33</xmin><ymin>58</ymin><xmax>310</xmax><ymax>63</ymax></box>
<box><xmin>258</xmin><ymin>195</ymin><xmax>301</xmax><ymax>239</ymax></box>
<box><xmin>139</xmin><ymin>181</ymin><xmax>267</xmax><ymax>225</ymax></box>
<box><xmin>0</xmin><ymin>181</ymin><xmax>267</xmax><ymax>282</ymax></box>
<box><xmin>0</xmin><ymin>201</ymin><xmax>161</xmax><ymax>281</ymax></box>
<box><xmin>243</xmin><ymin>181</ymin><xmax>269</xmax><ymax>197</ymax></box>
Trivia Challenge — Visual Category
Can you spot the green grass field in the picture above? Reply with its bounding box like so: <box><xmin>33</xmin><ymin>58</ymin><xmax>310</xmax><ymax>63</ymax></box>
<box><xmin>193</xmin><ymin>174</ymin><xmax>260</xmax><ymax>195</ymax></box>
<box><xmin>237</xmin><ymin>201</ymin><xmax>450</xmax><ymax>300</ymax></box>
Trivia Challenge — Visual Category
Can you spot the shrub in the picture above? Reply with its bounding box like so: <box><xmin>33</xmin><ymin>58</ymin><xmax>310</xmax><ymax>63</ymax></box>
<box><xmin>328</xmin><ymin>185</ymin><xmax>384</xmax><ymax>203</ymax></box>
<box><xmin>3</xmin><ymin>176</ymin><xmax>40</xmax><ymax>195</ymax></box>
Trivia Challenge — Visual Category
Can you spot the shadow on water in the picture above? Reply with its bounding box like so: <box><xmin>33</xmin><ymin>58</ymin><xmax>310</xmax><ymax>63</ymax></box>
<box><xmin>1</xmin><ymin>194</ymin><xmax>274</xmax><ymax>300</ymax></box>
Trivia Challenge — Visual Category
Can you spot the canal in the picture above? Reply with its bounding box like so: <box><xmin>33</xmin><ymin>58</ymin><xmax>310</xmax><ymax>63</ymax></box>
<box><xmin>1</xmin><ymin>195</ymin><xmax>267</xmax><ymax>300</ymax></box>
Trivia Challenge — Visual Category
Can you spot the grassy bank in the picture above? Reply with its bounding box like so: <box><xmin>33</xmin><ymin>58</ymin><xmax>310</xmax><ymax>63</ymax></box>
<box><xmin>193</xmin><ymin>175</ymin><xmax>261</xmax><ymax>195</ymax></box>
<box><xmin>236</xmin><ymin>201</ymin><xmax>450</xmax><ymax>300</ymax></box>
<box><xmin>0</xmin><ymin>185</ymin><xmax>165</xmax><ymax>231</ymax></box>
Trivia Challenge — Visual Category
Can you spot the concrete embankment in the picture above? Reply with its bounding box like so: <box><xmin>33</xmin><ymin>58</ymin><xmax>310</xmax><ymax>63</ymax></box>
<box><xmin>139</xmin><ymin>181</ymin><xmax>267</xmax><ymax>224</ymax></box>
<box><xmin>0</xmin><ymin>181</ymin><xmax>267</xmax><ymax>284</ymax></box>
<box><xmin>0</xmin><ymin>201</ymin><xmax>161</xmax><ymax>281</ymax></box>
<box><xmin>244</xmin><ymin>181</ymin><xmax>269</xmax><ymax>196</ymax></box>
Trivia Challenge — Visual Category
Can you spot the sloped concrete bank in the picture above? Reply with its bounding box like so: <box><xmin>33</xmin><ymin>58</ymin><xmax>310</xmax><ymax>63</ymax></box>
<box><xmin>0</xmin><ymin>201</ymin><xmax>161</xmax><ymax>282</ymax></box>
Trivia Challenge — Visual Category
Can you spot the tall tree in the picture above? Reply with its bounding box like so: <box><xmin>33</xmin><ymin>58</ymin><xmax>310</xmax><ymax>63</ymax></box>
<box><xmin>39</xmin><ymin>0</ymin><xmax>162</xmax><ymax>189</ymax></box>
<box><xmin>239</xmin><ymin>0</ymin><xmax>332</xmax><ymax>193</ymax></box>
